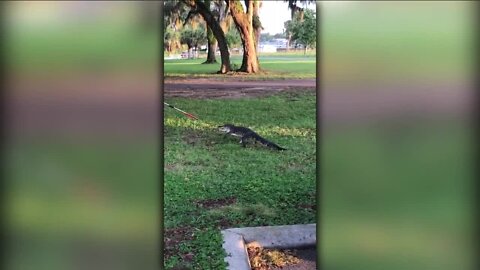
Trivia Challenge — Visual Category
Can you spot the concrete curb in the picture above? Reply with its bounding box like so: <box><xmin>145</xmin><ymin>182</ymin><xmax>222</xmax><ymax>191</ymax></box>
<box><xmin>221</xmin><ymin>230</ymin><xmax>251</xmax><ymax>270</ymax></box>
<box><xmin>221</xmin><ymin>224</ymin><xmax>316</xmax><ymax>270</ymax></box>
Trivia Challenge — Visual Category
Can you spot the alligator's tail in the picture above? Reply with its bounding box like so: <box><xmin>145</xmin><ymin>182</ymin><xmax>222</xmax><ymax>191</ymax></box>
<box><xmin>252</xmin><ymin>133</ymin><xmax>287</xmax><ymax>151</ymax></box>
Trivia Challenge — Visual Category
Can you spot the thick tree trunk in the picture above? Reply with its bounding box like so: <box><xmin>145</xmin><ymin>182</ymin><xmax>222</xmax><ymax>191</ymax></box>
<box><xmin>183</xmin><ymin>0</ymin><xmax>231</xmax><ymax>73</ymax></box>
<box><xmin>228</xmin><ymin>0</ymin><xmax>260</xmax><ymax>73</ymax></box>
<box><xmin>239</xmin><ymin>23</ymin><xmax>259</xmax><ymax>73</ymax></box>
<box><xmin>203</xmin><ymin>27</ymin><xmax>217</xmax><ymax>64</ymax></box>
<box><xmin>254</xmin><ymin>28</ymin><xmax>261</xmax><ymax>54</ymax></box>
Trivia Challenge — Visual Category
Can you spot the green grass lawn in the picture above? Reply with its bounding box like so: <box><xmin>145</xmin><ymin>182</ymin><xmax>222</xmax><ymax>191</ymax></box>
<box><xmin>164</xmin><ymin>92</ymin><xmax>317</xmax><ymax>269</ymax></box>
<box><xmin>164</xmin><ymin>52</ymin><xmax>316</xmax><ymax>79</ymax></box>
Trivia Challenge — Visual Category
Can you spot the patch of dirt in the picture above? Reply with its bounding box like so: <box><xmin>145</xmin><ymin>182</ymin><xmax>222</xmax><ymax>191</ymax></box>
<box><xmin>193</xmin><ymin>196</ymin><xmax>237</xmax><ymax>209</ymax></box>
<box><xmin>164</xmin><ymin>163</ymin><xmax>176</xmax><ymax>171</ymax></box>
<box><xmin>178</xmin><ymin>130</ymin><xmax>219</xmax><ymax>148</ymax></box>
<box><xmin>182</xmin><ymin>132</ymin><xmax>203</xmax><ymax>145</ymax></box>
<box><xmin>169</xmin><ymin>266</ymin><xmax>192</xmax><ymax>270</ymax></box>
<box><xmin>215</xmin><ymin>217</ymin><xmax>241</xmax><ymax>230</ymax></box>
<box><xmin>164</xmin><ymin>78</ymin><xmax>316</xmax><ymax>99</ymax></box>
<box><xmin>164</xmin><ymin>227</ymin><xmax>196</xmax><ymax>261</ymax></box>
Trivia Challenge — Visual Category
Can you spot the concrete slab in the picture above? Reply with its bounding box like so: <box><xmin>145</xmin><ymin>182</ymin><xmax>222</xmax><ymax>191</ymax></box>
<box><xmin>221</xmin><ymin>230</ymin><xmax>251</xmax><ymax>270</ymax></box>
<box><xmin>221</xmin><ymin>224</ymin><xmax>316</xmax><ymax>270</ymax></box>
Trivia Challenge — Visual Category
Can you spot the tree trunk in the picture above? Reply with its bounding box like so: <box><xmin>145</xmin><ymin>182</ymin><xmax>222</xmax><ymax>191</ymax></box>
<box><xmin>182</xmin><ymin>0</ymin><xmax>231</xmax><ymax>73</ymax></box>
<box><xmin>203</xmin><ymin>26</ymin><xmax>217</xmax><ymax>64</ymax></box>
<box><xmin>228</xmin><ymin>0</ymin><xmax>260</xmax><ymax>73</ymax></box>
<box><xmin>189</xmin><ymin>46</ymin><xmax>194</xmax><ymax>59</ymax></box>
<box><xmin>253</xmin><ymin>1</ymin><xmax>262</xmax><ymax>55</ymax></box>
<box><xmin>287</xmin><ymin>33</ymin><xmax>292</xmax><ymax>52</ymax></box>
<box><xmin>254</xmin><ymin>28</ymin><xmax>261</xmax><ymax>54</ymax></box>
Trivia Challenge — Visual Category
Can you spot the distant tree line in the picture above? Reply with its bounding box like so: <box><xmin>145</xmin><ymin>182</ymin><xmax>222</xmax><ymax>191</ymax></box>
<box><xmin>164</xmin><ymin>0</ymin><xmax>315</xmax><ymax>74</ymax></box>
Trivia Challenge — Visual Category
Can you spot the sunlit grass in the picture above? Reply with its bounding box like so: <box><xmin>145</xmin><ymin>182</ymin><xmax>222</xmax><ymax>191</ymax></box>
<box><xmin>164</xmin><ymin>117</ymin><xmax>315</xmax><ymax>138</ymax></box>
<box><xmin>164</xmin><ymin>54</ymin><xmax>316</xmax><ymax>79</ymax></box>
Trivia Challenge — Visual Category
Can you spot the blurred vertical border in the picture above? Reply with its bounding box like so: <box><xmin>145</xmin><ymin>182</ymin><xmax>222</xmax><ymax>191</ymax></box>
<box><xmin>1</xmin><ymin>2</ymin><xmax>162</xmax><ymax>270</ymax></box>
<box><xmin>315</xmin><ymin>1</ymin><xmax>322</xmax><ymax>269</ymax></box>
<box><xmin>474</xmin><ymin>3</ymin><xmax>479</xmax><ymax>270</ymax></box>
<box><xmin>159</xmin><ymin>1</ymin><xmax>165</xmax><ymax>268</ymax></box>
<box><xmin>318</xmin><ymin>1</ymin><xmax>478</xmax><ymax>270</ymax></box>
<box><xmin>0</xmin><ymin>0</ymin><xmax>6</xmax><ymax>266</ymax></box>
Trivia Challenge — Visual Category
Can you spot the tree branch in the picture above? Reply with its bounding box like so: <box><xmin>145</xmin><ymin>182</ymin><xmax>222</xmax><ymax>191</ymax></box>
<box><xmin>183</xmin><ymin>10</ymin><xmax>200</xmax><ymax>27</ymax></box>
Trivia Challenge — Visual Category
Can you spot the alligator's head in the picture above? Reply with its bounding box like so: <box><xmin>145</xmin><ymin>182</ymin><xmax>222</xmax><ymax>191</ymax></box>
<box><xmin>218</xmin><ymin>124</ymin><xmax>235</xmax><ymax>133</ymax></box>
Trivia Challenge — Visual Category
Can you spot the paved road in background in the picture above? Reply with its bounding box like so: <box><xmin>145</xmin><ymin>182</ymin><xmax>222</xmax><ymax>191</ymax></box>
<box><xmin>164</xmin><ymin>78</ymin><xmax>316</xmax><ymax>99</ymax></box>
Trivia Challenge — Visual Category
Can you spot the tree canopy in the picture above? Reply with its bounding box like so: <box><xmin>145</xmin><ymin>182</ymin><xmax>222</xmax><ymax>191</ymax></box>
<box><xmin>226</xmin><ymin>23</ymin><xmax>241</xmax><ymax>49</ymax></box>
<box><xmin>166</xmin><ymin>1</ymin><xmax>316</xmax><ymax>73</ymax></box>
<box><xmin>180</xmin><ymin>25</ymin><xmax>207</xmax><ymax>51</ymax></box>
<box><xmin>284</xmin><ymin>8</ymin><xmax>316</xmax><ymax>53</ymax></box>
